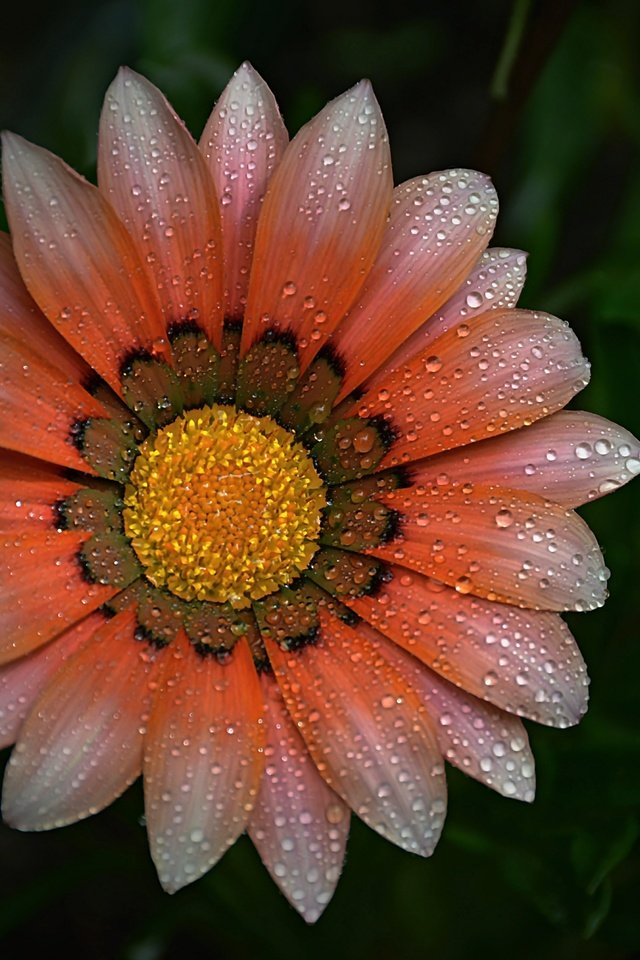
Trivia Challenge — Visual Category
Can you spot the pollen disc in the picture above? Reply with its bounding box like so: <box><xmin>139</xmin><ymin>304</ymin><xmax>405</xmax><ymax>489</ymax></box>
<box><xmin>123</xmin><ymin>404</ymin><xmax>326</xmax><ymax>608</ymax></box>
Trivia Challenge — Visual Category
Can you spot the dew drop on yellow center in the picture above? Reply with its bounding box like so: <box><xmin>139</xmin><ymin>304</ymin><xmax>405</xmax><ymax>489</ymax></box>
<box><xmin>123</xmin><ymin>404</ymin><xmax>326</xmax><ymax>608</ymax></box>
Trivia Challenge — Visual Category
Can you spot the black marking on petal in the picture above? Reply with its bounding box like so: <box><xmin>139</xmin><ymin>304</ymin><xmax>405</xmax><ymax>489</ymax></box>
<box><xmin>364</xmin><ymin>562</ymin><xmax>393</xmax><ymax>598</ymax></box>
<box><xmin>134</xmin><ymin>622</ymin><xmax>171</xmax><ymax>650</ymax></box>
<box><xmin>53</xmin><ymin>499</ymin><xmax>68</xmax><ymax>531</ymax></box>
<box><xmin>338</xmin><ymin>607</ymin><xmax>361</xmax><ymax>626</ymax></box>
<box><xmin>81</xmin><ymin>370</ymin><xmax>105</xmax><ymax>397</ymax></box>
<box><xmin>394</xmin><ymin>465</ymin><xmax>414</xmax><ymax>489</ymax></box>
<box><xmin>76</xmin><ymin>547</ymin><xmax>98</xmax><ymax>584</ymax></box>
<box><xmin>69</xmin><ymin>418</ymin><xmax>89</xmax><ymax>451</ymax></box>
<box><xmin>192</xmin><ymin>641</ymin><xmax>219</xmax><ymax>659</ymax></box>
<box><xmin>259</xmin><ymin>327</ymin><xmax>299</xmax><ymax>351</ymax></box>
<box><xmin>381</xmin><ymin>508</ymin><xmax>403</xmax><ymax>544</ymax></box>
<box><xmin>368</xmin><ymin>413</ymin><xmax>398</xmax><ymax>451</ymax></box>
<box><xmin>99</xmin><ymin>602</ymin><xmax>118</xmax><ymax>619</ymax></box>
<box><xmin>317</xmin><ymin>342</ymin><xmax>346</xmax><ymax>379</ymax></box>
<box><xmin>254</xmin><ymin>657</ymin><xmax>274</xmax><ymax>675</ymax></box>
<box><xmin>167</xmin><ymin>319</ymin><xmax>204</xmax><ymax>341</ymax></box>
<box><xmin>119</xmin><ymin>348</ymin><xmax>155</xmax><ymax>379</ymax></box>
<box><xmin>224</xmin><ymin>316</ymin><xmax>243</xmax><ymax>332</ymax></box>
<box><xmin>283</xmin><ymin>624</ymin><xmax>319</xmax><ymax>652</ymax></box>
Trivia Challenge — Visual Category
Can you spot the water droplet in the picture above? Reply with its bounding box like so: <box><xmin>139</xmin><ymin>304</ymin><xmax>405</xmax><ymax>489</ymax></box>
<box><xmin>495</xmin><ymin>508</ymin><xmax>513</xmax><ymax>528</ymax></box>
<box><xmin>465</xmin><ymin>291</ymin><xmax>483</xmax><ymax>309</ymax></box>
<box><xmin>575</xmin><ymin>442</ymin><xmax>592</xmax><ymax>460</ymax></box>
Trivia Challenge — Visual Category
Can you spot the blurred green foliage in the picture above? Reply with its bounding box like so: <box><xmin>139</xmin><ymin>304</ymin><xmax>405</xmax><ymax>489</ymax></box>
<box><xmin>0</xmin><ymin>1</ymin><xmax>638</xmax><ymax>957</ymax></box>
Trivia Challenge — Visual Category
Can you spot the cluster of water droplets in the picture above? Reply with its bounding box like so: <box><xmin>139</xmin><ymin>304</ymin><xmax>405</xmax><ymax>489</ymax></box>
<box><xmin>100</xmin><ymin>70</ymin><xmax>222</xmax><ymax>331</ymax></box>
<box><xmin>349</xmin><ymin>568</ymin><xmax>589</xmax><ymax>728</ymax></box>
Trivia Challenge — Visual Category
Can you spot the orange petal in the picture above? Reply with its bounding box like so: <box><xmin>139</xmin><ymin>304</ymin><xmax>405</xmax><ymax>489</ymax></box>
<box><xmin>381</xmin><ymin>638</ymin><xmax>536</xmax><ymax>802</ymax></box>
<box><xmin>0</xmin><ymin>330</ymin><xmax>107</xmax><ymax>471</ymax></box>
<box><xmin>351</xmin><ymin>308</ymin><xmax>590</xmax><ymax>467</ymax></box>
<box><xmin>241</xmin><ymin>81</ymin><xmax>392</xmax><ymax>368</ymax></box>
<box><xmin>2</xmin><ymin>607</ymin><xmax>161</xmax><ymax>830</ymax></box>
<box><xmin>413</xmin><ymin>410</ymin><xmax>640</xmax><ymax>507</ymax></box>
<box><xmin>364</xmin><ymin>246</ymin><xmax>527</xmax><ymax>392</ymax></box>
<box><xmin>266</xmin><ymin>609</ymin><xmax>447</xmax><ymax>857</ymax></box>
<box><xmin>248</xmin><ymin>670</ymin><xmax>349</xmax><ymax>923</ymax></box>
<box><xmin>0</xmin><ymin>611</ymin><xmax>105</xmax><ymax>749</ymax></box>
<box><xmin>370</xmin><ymin>483</ymin><xmax>608</xmax><ymax>612</ymax></box>
<box><xmin>2</xmin><ymin>133</ymin><xmax>167</xmax><ymax>395</ymax></box>
<box><xmin>333</xmin><ymin>171</ymin><xmax>499</xmax><ymax>400</ymax></box>
<box><xmin>347</xmin><ymin>565</ymin><xmax>588</xmax><ymax>726</ymax></box>
<box><xmin>99</xmin><ymin>69</ymin><xmax>224</xmax><ymax>346</ymax></box>
<box><xmin>0</xmin><ymin>452</ymin><xmax>81</xmax><ymax>529</ymax></box>
<box><xmin>200</xmin><ymin>62</ymin><xmax>288</xmax><ymax>320</ymax></box>
<box><xmin>143</xmin><ymin>633</ymin><xmax>264</xmax><ymax>893</ymax></box>
<box><xmin>0</xmin><ymin>232</ymin><xmax>88</xmax><ymax>382</ymax></box>
<box><xmin>0</xmin><ymin>529</ymin><xmax>120</xmax><ymax>664</ymax></box>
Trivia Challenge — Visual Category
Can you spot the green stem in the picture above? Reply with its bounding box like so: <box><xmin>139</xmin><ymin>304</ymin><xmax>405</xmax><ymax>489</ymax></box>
<box><xmin>492</xmin><ymin>0</ymin><xmax>532</xmax><ymax>100</ymax></box>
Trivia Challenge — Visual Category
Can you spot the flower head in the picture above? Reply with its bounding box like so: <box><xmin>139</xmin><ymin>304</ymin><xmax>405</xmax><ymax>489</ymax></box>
<box><xmin>0</xmin><ymin>62</ymin><xmax>637</xmax><ymax>922</ymax></box>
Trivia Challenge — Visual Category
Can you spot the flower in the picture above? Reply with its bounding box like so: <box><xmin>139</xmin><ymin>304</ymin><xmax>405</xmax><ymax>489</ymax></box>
<box><xmin>0</xmin><ymin>62</ymin><xmax>638</xmax><ymax>924</ymax></box>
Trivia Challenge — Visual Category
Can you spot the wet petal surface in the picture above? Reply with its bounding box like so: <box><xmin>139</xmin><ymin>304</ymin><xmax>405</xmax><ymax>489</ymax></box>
<box><xmin>143</xmin><ymin>634</ymin><xmax>264</xmax><ymax>893</ymax></box>
<box><xmin>99</xmin><ymin>69</ymin><xmax>224</xmax><ymax>346</ymax></box>
<box><xmin>2</xmin><ymin>608</ymin><xmax>159</xmax><ymax>830</ymax></box>
<box><xmin>248</xmin><ymin>671</ymin><xmax>349</xmax><ymax>923</ymax></box>
<box><xmin>266</xmin><ymin>609</ymin><xmax>447</xmax><ymax>857</ymax></box>
<box><xmin>333</xmin><ymin>171</ymin><xmax>499</xmax><ymax>400</ymax></box>
<box><xmin>200</xmin><ymin>62</ymin><xmax>288</xmax><ymax>320</ymax></box>
<box><xmin>347</xmin><ymin>566</ymin><xmax>588</xmax><ymax>726</ymax></box>
<box><xmin>242</xmin><ymin>81</ymin><xmax>392</xmax><ymax>367</ymax></box>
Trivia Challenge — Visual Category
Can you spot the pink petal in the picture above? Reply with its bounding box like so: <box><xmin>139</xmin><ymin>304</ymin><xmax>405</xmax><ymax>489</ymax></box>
<box><xmin>347</xmin><ymin>565</ymin><xmax>588</xmax><ymax>726</ymax></box>
<box><xmin>241</xmin><ymin>81</ymin><xmax>392</xmax><ymax>369</ymax></box>
<box><xmin>99</xmin><ymin>68</ymin><xmax>224</xmax><ymax>347</ymax></box>
<box><xmin>2</xmin><ymin>607</ymin><xmax>160</xmax><ymax>830</ymax></box>
<box><xmin>332</xmin><ymin>171</ymin><xmax>499</xmax><ymax>401</ymax></box>
<box><xmin>0</xmin><ymin>331</ymin><xmax>108</xmax><ymax>471</ymax></box>
<box><xmin>351</xmin><ymin>308</ymin><xmax>590</xmax><ymax>468</ymax></box>
<box><xmin>0</xmin><ymin>453</ymin><xmax>81</xmax><ymax>529</ymax></box>
<box><xmin>382</xmin><ymin>638</ymin><xmax>536</xmax><ymax>801</ymax></box>
<box><xmin>0</xmin><ymin>529</ymin><xmax>119</xmax><ymax>664</ymax></box>
<box><xmin>2</xmin><ymin>133</ymin><xmax>167</xmax><ymax>395</ymax></box>
<box><xmin>413</xmin><ymin>410</ymin><xmax>640</xmax><ymax>507</ymax></box>
<box><xmin>0</xmin><ymin>611</ymin><xmax>104</xmax><ymax>749</ymax></box>
<box><xmin>370</xmin><ymin>483</ymin><xmax>608</xmax><ymax>612</ymax></box>
<box><xmin>0</xmin><ymin>233</ymin><xmax>88</xmax><ymax>382</ymax></box>
<box><xmin>248</xmin><ymin>670</ymin><xmax>349</xmax><ymax>923</ymax></box>
<box><xmin>365</xmin><ymin>246</ymin><xmax>527</xmax><ymax>390</ymax></box>
<box><xmin>265</xmin><ymin>609</ymin><xmax>447</xmax><ymax>857</ymax></box>
<box><xmin>143</xmin><ymin>633</ymin><xmax>264</xmax><ymax>893</ymax></box>
<box><xmin>200</xmin><ymin>62</ymin><xmax>289</xmax><ymax>320</ymax></box>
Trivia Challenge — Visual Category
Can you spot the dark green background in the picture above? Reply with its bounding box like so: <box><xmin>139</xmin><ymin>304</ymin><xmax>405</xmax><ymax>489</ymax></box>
<box><xmin>0</xmin><ymin>1</ymin><xmax>638</xmax><ymax>957</ymax></box>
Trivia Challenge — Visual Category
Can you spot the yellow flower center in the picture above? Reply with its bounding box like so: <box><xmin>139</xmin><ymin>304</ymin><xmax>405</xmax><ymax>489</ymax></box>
<box><xmin>123</xmin><ymin>404</ymin><xmax>326</xmax><ymax>608</ymax></box>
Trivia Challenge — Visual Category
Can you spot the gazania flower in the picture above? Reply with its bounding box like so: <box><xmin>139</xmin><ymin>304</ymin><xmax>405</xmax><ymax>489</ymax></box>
<box><xmin>0</xmin><ymin>62</ymin><xmax>637</xmax><ymax>924</ymax></box>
